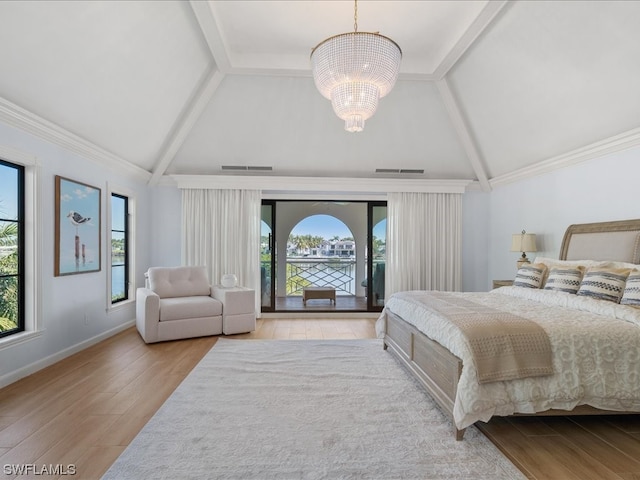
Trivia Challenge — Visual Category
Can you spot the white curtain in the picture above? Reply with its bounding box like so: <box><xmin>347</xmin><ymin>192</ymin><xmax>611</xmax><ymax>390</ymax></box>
<box><xmin>181</xmin><ymin>189</ymin><xmax>261</xmax><ymax>314</ymax></box>
<box><xmin>386</xmin><ymin>192</ymin><xmax>462</xmax><ymax>296</ymax></box>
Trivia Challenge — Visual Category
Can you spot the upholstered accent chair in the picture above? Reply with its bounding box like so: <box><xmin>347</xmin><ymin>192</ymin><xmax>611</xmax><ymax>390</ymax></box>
<box><xmin>136</xmin><ymin>266</ymin><xmax>223</xmax><ymax>343</ymax></box>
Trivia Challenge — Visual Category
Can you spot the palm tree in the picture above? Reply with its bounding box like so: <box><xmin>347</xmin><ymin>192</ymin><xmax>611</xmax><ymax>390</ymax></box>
<box><xmin>0</xmin><ymin>221</ymin><xmax>18</xmax><ymax>246</ymax></box>
<box><xmin>372</xmin><ymin>235</ymin><xmax>385</xmax><ymax>256</ymax></box>
<box><xmin>289</xmin><ymin>234</ymin><xmax>325</xmax><ymax>255</ymax></box>
<box><xmin>0</xmin><ymin>206</ymin><xmax>19</xmax><ymax>331</ymax></box>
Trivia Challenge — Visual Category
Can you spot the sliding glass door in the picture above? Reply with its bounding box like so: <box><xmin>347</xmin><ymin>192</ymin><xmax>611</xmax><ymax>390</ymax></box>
<box><xmin>368</xmin><ymin>203</ymin><xmax>387</xmax><ymax>311</ymax></box>
<box><xmin>260</xmin><ymin>201</ymin><xmax>275</xmax><ymax>311</ymax></box>
<box><xmin>260</xmin><ymin>200</ymin><xmax>385</xmax><ymax>313</ymax></box>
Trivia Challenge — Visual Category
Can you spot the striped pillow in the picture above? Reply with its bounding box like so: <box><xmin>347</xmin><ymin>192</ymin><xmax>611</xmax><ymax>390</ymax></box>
<box><xmin>620</xmin><ymin>270</ymin><xmax>640</xmax><ymax>307</ymax></box>
<box><xmin>544</xmin><ymin>267</ymin><xmax>584</xmax><ymax>294</ymax></box>
<box><xmin>513</xmin><ymin>263</ymin><xmax>546</xmax><ymax>289</ymax></box>
<box><xmin>577</xmin><ymin>268</ymin><xmax>631</xmax><ymax>303</ymax></box>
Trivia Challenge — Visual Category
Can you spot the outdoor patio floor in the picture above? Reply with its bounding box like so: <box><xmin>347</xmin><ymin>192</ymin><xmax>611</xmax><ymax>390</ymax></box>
<box><xmin>274</xmin><ymin>294</ymin><xmax>374</xmax><ymax>312</ymax></box>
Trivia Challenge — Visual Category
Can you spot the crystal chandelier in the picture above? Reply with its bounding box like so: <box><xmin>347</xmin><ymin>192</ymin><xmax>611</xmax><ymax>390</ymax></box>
<box><xmin>310</xmin><ymin>0</ymin><xmax>402</xmax><ymax>132</ymax></box>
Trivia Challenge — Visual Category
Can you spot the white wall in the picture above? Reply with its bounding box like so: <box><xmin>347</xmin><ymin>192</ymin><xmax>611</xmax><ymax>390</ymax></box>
<box><xmin>2</xmin><ymin>117</ymin><xmax>637</xmax><ymax>386</ymax></box>
<box><xmin>148</xmin><ymin>185</ymin><xmax>182</xmax><ymax>267</ymax></box>
<box><xmin>461</xmin><ymin>190</ymin><xmax>490</xmax><ymax>292</ymax></box>
<box><xmin>0</xmin><ymin>122</ymin><xmax>152</xmax><ymax>386</ymax></box>
<box><xmin>488</xmin><ymin>144</ymin><xmax>640</xmax><ymax>284</ymax></box>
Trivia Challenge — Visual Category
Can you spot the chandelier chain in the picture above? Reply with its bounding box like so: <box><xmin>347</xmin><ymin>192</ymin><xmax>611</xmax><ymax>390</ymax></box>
<box><xmin>310</xmin><ymin>0</ymin><xmax>401</xmax><ymax>132</ymax></box>
<box><xmin>354</xmin><ymin>0</ymin><xmax>358</xmax><ymax>32</ymax></box>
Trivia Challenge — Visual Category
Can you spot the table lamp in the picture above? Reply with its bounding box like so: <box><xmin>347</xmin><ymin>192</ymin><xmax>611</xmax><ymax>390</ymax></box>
<box><xmin>511</xmin><ymin>230</ymin><xmax>537</xmax><ymax>269</ymax></box>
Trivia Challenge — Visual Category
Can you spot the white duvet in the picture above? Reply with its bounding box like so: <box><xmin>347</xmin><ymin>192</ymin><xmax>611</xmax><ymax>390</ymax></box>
<box><xmin>376</xmin><ymin>287</ymin><xmax>640</xmax><ymax>430</ymax></box>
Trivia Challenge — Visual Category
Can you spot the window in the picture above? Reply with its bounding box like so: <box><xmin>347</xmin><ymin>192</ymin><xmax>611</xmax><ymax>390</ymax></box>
<box><xmin>0</xmin><ymin>160</ymin><xmax>24</xmax><ymax>338</ymax></box>
<box><xmin>110</xmin><ymin>193</ymin><xmax>129</xmax><ymax>304</ymax></box>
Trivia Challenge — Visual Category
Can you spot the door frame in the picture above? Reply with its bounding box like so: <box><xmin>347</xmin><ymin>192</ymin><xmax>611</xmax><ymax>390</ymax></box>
<box><xmin>261</xmin><ymin>199</ymin><xmax>386</xmax><ymax>313</ymax></box>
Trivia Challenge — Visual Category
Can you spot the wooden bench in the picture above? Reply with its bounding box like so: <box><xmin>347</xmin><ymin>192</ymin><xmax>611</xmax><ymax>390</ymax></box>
<box><xmin>302</xmin><ymin>287</ymin><xmax>336</xmax><ymax>305</ymax></box>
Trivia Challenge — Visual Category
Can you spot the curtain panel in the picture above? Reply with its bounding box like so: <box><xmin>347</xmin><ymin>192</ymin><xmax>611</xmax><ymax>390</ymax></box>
<box><xmin>181</xmin><ymin>189</ymin><xmax>261</xmax><ymax>314</ymax></box>
<box><xmin>386</xmin><ymin>192</ymin><xmax>462</xmax><ymax>297</ymax></box>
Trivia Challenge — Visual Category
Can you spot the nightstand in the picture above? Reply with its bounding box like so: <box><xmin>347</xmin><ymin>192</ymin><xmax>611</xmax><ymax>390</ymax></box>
<box><xmin>492</xmin><ymin>280</ymin><xmax>513</xmax><ymax>289</ymax></box>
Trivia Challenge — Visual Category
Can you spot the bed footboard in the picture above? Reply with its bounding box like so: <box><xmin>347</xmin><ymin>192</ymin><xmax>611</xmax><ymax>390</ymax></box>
<box><xmin>383</xmin><ymin>311</ymin><xmax>465</xmax><ymax>440</ymax></box>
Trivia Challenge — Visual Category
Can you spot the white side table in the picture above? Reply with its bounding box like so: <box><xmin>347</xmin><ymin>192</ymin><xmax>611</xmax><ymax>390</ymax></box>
<box><xmin>212</xmin><ymin>285</ymin><xmax>256</xmax><ymax>335</ymax></box>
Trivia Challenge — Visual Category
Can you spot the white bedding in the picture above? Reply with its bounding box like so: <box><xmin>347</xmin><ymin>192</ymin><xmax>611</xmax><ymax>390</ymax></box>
<box><xmin>377</xmin><ymin>287</ymin><xmax>640</xmax><ymax>429</ymax></box>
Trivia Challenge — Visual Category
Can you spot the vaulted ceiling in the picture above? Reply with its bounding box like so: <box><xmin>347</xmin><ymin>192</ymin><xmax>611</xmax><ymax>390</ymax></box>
<box><xmin>1</xmin><ymin>1</ymin><xmax>639</xmax><ymax>191</ymax></box>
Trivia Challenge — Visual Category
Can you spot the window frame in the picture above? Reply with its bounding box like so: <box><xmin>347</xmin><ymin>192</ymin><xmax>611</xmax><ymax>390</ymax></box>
<box><xmin>0</xmin><ymin>146</ymin><xmax>42</xmax><ymax>349</ymax></box>
<box><xmin>0</xmin><ymin>160</ymin><xmax>24</xmax><ymax>338</ymax></box>
<box><xmin>106</xmin><ymin>185</ymin><xmax>135</xmax><ymax>310</ymax></box>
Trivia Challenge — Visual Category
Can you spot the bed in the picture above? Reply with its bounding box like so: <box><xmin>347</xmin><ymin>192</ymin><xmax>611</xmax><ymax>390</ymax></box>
<box><xmin>377</xmin><ymin>219</ymin><xmax>640</xmax><ymax>440</ymax></box>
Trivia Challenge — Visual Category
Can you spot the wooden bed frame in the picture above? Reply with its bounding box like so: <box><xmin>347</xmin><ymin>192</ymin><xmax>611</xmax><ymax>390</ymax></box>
<box><xmin>382</xmin><ymin>218</ymin><xmax>640</xmax><ymax>440</ymax></box>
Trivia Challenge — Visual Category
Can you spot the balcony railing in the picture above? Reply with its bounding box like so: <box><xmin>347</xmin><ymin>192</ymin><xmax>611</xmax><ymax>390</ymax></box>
<box><xmin>286</xmin><ymin>258</ymin><xmax>356</xmax><ymax>295</ymax></box>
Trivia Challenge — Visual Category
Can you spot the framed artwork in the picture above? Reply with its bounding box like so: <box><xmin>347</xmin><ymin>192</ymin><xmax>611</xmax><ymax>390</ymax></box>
<box><xmin>55</xmin><ymin>175</ymin><xmax>101</xmax><ymax>276</ymax></box>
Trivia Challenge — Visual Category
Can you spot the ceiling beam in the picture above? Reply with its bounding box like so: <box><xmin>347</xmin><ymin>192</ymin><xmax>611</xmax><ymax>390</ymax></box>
<box><xmin>433</xmin><ymin>1</ymin><xmax>510</xmax><ymax>79</ymax></box>
<box><xmin>147</xmin><ymin>1</ymin><xmax>232</xmax><ymax>185</ymax></box>
<box><xmin>148</xmin><ymin>69</ymin><xmax>225</xmax><ymax>185</ymax></box>
<box><xmin>189</xmin><ymin>0</ymin><xmax>231</xmax><ymax>74</ymax></box>
<box><xmin>436</xmin><ymin>78</ymin><xmax>491</xmax><ymax>192</ymax></box>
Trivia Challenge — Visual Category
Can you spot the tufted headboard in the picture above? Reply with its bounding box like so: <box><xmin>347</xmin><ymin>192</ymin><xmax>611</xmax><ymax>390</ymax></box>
<box><xmin>559</xmin><ymin>219</ymin><xmax>640</xmax><ymax>264</ymax></box>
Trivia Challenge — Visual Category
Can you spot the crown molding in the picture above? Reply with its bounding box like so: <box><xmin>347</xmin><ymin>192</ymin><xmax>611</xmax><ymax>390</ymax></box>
<box><xmin>0</xmin><ymin>97</ymin><xmax>151</xmax><ymax>182</ymax></box>
<box><xmin>171</xmin><ymin>175</ymin><xmax>472</xmax><ymax>194</ymax></box>
<box><xmin>192</xmin><ymin>0</ymin><xmax>441</xmax><ymax>82</ymax></box>
<box><xmin>490</xmin><ymin>127</ymin><xmax>640</xmax><ymax>188</ymax></box>
<box><xmin>0</xmin><ymin>144</ymin><xmax>38</xmax><ymax>166</ymax></box>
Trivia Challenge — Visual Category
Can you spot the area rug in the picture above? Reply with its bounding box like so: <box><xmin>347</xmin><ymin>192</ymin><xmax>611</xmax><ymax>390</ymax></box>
<box><xmin>102</xmin><ymin>339</ymin><xmax>525</xmax><ymax>480</ymax></box>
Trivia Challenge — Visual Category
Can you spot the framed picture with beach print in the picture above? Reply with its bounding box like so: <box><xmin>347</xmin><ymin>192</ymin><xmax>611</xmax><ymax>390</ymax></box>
<box><xmin>55</xmin><ymin>175</ymin><xmax>101</xmax><ymax>276</ymax></box>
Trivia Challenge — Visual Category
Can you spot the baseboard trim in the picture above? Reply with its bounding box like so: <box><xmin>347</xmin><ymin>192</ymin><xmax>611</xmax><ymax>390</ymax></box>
<box><xmin>0</xmin><ymin>320</ymin><xmax>135</xmax><ymax>389</ymax></box>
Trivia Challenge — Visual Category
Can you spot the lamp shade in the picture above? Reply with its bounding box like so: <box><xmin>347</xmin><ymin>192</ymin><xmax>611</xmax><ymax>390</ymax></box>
<box><xmin>510</xmin><ymin>233</ymin><xmax>537</xmax><ymax>253</ymax></box>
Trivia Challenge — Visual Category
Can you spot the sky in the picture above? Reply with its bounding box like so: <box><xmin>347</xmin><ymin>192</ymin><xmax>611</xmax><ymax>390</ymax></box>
<box><xmin>291</xmin><ymin>215</ymin><xmax>352</xmax><ymax>239</ymax></box>
<box><xmin>290</xmin><ymin>214</ymin><xmax>386</xmax><ymax>240</ymax></box>
<box><xmin>0</xmin><ymin>164</ymin><xmax>18</xmax><ymax>219</ymax></box>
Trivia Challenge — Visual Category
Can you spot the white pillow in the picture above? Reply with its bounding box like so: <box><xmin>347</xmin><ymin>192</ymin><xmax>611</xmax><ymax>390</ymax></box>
<box><xmin>533</xmin><ymin>256</ymin><xmax>605</xmax><ymax>270</ymax></box>
<box><xmin>601</xmin><ymin>261</ymin><xmax>640</xmax><ymax>271</ymax></box>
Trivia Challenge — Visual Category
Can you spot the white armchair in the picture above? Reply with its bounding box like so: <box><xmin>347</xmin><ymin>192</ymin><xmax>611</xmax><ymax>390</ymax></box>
<box><xmin>136</xmin><ymin>266</ymin><xmax>223</xmax><ymax>343</ymax></box>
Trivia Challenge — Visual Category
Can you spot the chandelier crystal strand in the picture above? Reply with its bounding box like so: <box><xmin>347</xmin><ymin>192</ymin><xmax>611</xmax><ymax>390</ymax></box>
<box><xmin>310</xmin><ymin>1</ymin><xmax>401</xmax><ymax>132</ymax></box>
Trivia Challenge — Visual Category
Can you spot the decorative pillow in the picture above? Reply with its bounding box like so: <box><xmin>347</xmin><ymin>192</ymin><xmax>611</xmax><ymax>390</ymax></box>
<box><xmin>620</xmin><ymin>270</ymin><xmax>640</xmax><ymax>307</ymax></box>
<box><xmin>513</xmin><ymin>263</ymin><xmax>547</xmax><ymax>289</ymax></box>
<box><xmin>577</xmin><ymin>268</ymin><xmax>631</xmax><ymax>303</ymax></box>
<box><xmin>544</xmin><ymin>267</ymin><xmax>584</xmax><ymax>294</ymax></box>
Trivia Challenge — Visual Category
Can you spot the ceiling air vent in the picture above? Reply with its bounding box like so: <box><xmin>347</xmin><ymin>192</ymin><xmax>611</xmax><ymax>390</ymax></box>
<box><xmin>221</xmin><ymin>165</ymin><xmax>273</xmax><ymax>171</ymax></box>
<box><xmin>375</xmin><ymin>168</ymin><xmax>424</xmax><ymax>174</ymax></box>
<box><xmin>221</xmin><ymin>165</ymin><xmax>246</xmax><ymax>170</ymax></box>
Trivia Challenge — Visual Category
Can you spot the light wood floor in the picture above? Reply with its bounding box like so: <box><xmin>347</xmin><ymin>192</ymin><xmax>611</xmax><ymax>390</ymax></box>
<box><xmin>0</xmin><ymin>318</ymin><xmax>639</xmax><ymax>479</ymax></box>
